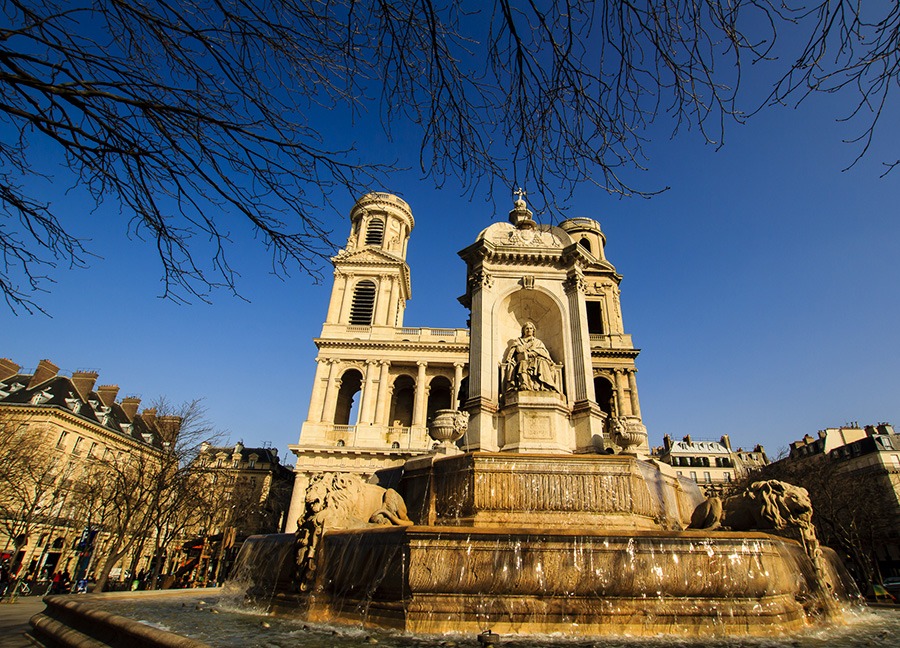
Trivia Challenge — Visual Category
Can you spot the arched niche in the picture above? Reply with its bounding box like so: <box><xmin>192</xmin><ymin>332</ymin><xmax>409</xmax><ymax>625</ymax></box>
<box><xmin>495</xmin><ymin>288</ymin><xmax>566</xmax><ymax>370</ymax></box>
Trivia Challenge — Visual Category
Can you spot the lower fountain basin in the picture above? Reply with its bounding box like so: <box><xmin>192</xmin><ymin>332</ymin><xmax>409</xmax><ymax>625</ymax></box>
<box><xmin>289</xmin><ymin>525</ymin><xmax>856</xmax><ymax>637</ymax></box>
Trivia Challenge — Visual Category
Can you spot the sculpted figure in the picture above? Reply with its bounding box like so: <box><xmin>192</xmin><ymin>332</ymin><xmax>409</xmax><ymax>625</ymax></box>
<box><xmin>295</xmin><ymin>473</ymin><xmax>413</xmax><ymax>591</ymax></box>
<box><xmin>689</xmin><ymin>480</ymin><xmax>834</xmax><ymax>608</ymax></box>
<box><xmin>503</xmin><ymin>322</ymin><xmax>561</xmax><ymax>393</ymax></box>
<box><xmin>689</xmin><ymin>479</ymin><xmax>813</xmax><ymax>532</ymax></box>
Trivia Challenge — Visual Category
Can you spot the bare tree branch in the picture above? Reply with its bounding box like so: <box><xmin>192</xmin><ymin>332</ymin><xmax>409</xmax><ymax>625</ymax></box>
<box><xmin>1</xmin><ymin>2</ymin><xmax>896</xmax><ymax>312</ymax></box>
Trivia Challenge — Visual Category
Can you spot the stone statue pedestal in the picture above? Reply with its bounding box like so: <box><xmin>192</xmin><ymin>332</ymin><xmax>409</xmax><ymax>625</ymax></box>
<box><xmin>500</xmin><ymin>390</ymin><xmax>571</xmax><ymax>453</ymax></box>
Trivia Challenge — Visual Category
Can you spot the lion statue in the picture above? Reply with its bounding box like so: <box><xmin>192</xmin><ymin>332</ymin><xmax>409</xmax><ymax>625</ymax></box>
<box><xmin>295</xmin><ymin>473</ymin><xmax>413</xmax><ymax>591</ymax></box>
<box><xmin>689</xmin><ymin>480</ymin><xmax>813</xmax><ymax>532</ymax></box>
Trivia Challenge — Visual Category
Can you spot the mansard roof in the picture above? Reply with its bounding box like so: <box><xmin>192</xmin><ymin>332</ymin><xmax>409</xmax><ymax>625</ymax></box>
<box><xmin>0</xmin><ymin>360</ymin><xmax>165</xmax><ymax>449</ymax></box>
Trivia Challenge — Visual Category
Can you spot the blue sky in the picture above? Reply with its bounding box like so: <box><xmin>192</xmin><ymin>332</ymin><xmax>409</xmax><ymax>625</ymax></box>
<box><xmin>5</xmin><ymin>42</ymin><xmax>899</xmax><ymax>464</ymax></box>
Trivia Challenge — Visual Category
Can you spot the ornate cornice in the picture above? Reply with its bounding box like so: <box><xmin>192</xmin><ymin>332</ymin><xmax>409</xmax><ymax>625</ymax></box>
<box><xmin>590</xmin><ymin>348</ymin><xmax>641</xmax><ymax>360</ymax></box>
<box><xmin>315</xmin><ymin>338</ymin><xmax>469</xmax><ymax>355</ymax></box>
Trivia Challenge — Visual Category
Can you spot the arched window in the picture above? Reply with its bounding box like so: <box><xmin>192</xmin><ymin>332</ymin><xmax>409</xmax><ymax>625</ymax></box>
<box><xmin>350</xmin><ymin>281</ymin><xmax>376</xmax><ymax>325</ymax></box>
<box><xmin>579</xmin><ymin>238</ymin><xmax>592</xmax><ymax>254</ymax></box>
<box><xmin>426</xmin><ymin>376</ymin><xmax>453</xmax><ymax>423</ymax></box>
<box><xmin>334</xmin><ymin>369</ymin><xmax>363</xmax><ymax>425</ymax></box>
<box><xmin>593</xmin><ymin>376</ymin><xmax>614</xmax><ymax>416</ymax></box>
<box><xmin>365</xmin><ymin>219</ymin><xmax>385</xmax><ymax>246</ymax></box>
<box><xmin>389</xmin><ymin>375</ymin><xmax>416</xmax><ymax>427</ymax></box>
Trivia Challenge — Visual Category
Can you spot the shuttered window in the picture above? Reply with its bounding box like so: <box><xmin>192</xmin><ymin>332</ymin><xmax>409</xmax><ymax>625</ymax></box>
<box><xmin>350</xmin><ymin>281</ymin><xmax>376</xmax><ymax>325</ymax></box>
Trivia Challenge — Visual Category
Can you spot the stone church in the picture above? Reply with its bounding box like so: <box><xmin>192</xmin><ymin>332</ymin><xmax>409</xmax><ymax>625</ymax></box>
<box><xmin>286</xmin><ymin>192</ymin><xmax>647</xmax><ymax>530</ymax></box>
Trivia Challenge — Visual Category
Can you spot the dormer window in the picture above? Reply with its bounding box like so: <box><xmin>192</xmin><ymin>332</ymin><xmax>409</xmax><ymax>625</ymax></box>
<box><xmin>31</xmin><ymin>390</ymin><xmax>52</xmax><ymax>405</ymax></box>
<box><xmin>248</xmin><ymin>454</ymin><xmax>259</xmax><ymax>469</ymax></box>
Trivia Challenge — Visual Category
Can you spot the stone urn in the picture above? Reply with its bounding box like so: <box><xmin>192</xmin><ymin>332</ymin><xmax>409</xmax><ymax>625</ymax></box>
<box><xmin>428</xmin><ymin>409</ymin><xmax>469</xmax><ymax>454</ymax></box>
<box><xmin>611</xmin><ymin>416</ymin><xmax>648</xmax><ymax>456</ymax></box>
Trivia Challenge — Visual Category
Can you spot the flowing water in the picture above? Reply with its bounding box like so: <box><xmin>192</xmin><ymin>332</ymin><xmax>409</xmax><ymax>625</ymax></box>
<box><xmin>89</xmin><ymin>593</ymin><xmax>898</xmax><ymax>648</ymax></box>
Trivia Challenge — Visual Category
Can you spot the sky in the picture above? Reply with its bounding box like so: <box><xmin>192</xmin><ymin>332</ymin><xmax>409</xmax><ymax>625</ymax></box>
<box><xmin>5</xmin><ymin>25</ymin><xmax>899</xmax><ymax>465</ymax></box>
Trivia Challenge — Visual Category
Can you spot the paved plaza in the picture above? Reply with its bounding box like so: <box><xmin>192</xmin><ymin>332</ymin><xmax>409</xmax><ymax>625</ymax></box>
<box><xmin>0</xmin><ymin>597</ymin><xmax>45</xmax><ymax>648</ymax></box>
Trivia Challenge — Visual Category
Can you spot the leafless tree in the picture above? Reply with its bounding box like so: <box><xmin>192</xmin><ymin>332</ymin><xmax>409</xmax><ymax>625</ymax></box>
<box><xmin>762</xmin><ymin>454</ymin><xmax>896</xmax><ymax>589</ymax></box>
<box><xmin>2</xmin><ymin>1</ymin><xmax>897</xmax><ymax>313</ymax></box>
<box><xmin>81</xmin><ymin>397</ymin><xmax>217</xmax><ymax>591</ymax></box>
<box><xmin>0</xmin><ymin>411</ymin><xmax>75</xmax><ymax>595</ymax></box>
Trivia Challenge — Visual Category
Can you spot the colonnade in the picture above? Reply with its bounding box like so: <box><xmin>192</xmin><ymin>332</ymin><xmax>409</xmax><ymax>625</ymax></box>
<box><xmin>307</xmin><ymin>357</ymin><xmax>467</xmax><ymax>429</ymax></box>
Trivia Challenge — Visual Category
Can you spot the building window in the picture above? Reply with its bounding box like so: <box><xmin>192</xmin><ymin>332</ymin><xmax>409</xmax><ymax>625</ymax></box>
<box><xmin>724</xmin><ymin>472</ymin><xmax>731</xmax><ymax>482</ymax></box>
<box><xmin>56</xmin><ymin>431</ymin><xmax>68</xmax><ymax>449</ymax></box>
<box><xmin>72</xmin><ymin>437</ymin><xmax>83</xmax><ymax>455</ymax></box>
<box><xmin>579</xmin><ymin>238</ymin><xmax>592</xmax><ymax>254</ymax></box>
<box><xmin>586</xmin><ymin>300</ymin><xmax>604</xmax><ymax>335</ymax></box>
<box><xmin>336</xmin><ymin>439</ymin><xmax>345</xmax><ymax>447</ymax></box>
<box><xmin>690</xmin><ymin>471</ymin><xmax>697</xmax><ymax>481</ymax></box>
<box><xmin>249</xmin><ymin>459</ymin><xmax>257</xmax><ymax>469</ymax></box>
<box><xmin>676</xmin><ymin>471</ymin><xmax>683</xmax><ymax>476</ymax></box>
<box><xmin>88</xmin><ymin>441</ymin><xmax>98</xmax><ymax>458</ymax></box>
<box><xmin>703</xmin><ymin>471</ymin><xmax>711</xmax><ymax>483</ymax></box>
<box><xmin>365</xmin><ymin>219</ymin><xmax>385</xmax><ymax>246</ymax></box>
<box><xmin>349</xmin><ymin>280</ymin><xmax>377</xmax><ymax>325</ymax></box>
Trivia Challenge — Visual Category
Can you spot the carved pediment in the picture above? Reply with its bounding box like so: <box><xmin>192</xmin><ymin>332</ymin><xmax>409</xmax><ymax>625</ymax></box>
<box><xmin>334</xmin><ymin>248</ymin><xmax>403</xmax><ymax>265</ymax></box>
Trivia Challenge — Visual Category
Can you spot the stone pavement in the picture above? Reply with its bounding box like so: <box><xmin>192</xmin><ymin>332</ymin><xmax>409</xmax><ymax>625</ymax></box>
<box><xmin>0</xmin><ymin>597</ymin><xmax>45</xmax><ymax>647</ymax></box>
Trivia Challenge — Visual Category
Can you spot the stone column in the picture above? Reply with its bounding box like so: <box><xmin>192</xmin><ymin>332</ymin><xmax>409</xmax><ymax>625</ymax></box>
<box><xmin>453</xmin><ymin>362</ymin><xmax>464</xmax><ymax>409</ymax></box>
<box><xmin>413</xmin><ymin>361</ymin><xmax>428</xmax><ymax>428</ymax></box>
<box><xmin>319</xmin><ymin>361</ymin><xmax>341</xmax><ymax>423</ymax></box>
<box><xmin>614</xmin><ymin>369</ymin><xmax>627</xmax><ymax>417</ymax></box>
<box><xmin>627</xmin><ymin>369</ymin><xmax>642</xmax><ymax>418</ymax></box>
<box><xmin>373</xmin><ymin>274</ymin><xmax>391</xmax><ymax>325</ymax></box>
<box><xmin>388</xmin><ymin>274</ymin><xmax>400</xmax><ymax>327</ymax></box>
<box><xmin>563</xmin><ymin>271</ymin><xmax>591</xmax><ymax>402</ymax></box>
<box><xmin>284</xmin><ymin>471</ymin><xmax>310</xmax><ymax>534</ymax></box>
<box><xmin>339</xmin><ymin>275</ymin><xmax>355</xmax><ymax>323</ymax></box>
<box><xmin>325</xmin><ymin>271</ymin><xmax>344</xmax><ymax>324</ymax></box>
<box><xmin>306</xmin><ymin>358</ymin><xmax>328</xmax><ymax>423</ymax></box>
<box><xmin>359</xmin><ymin>360</ymin><xmax>378</xmax><ymax>424</ymax></box>
<box><xmin>373</xmin><ymin>361</ymin><xmax>391</xmax><ymax>425</ymax></box>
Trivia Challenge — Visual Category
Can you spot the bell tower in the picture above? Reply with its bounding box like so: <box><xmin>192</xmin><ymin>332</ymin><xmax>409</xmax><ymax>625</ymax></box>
<box><xmin>322</xmin><ymin>192</ymin><xmax>414</xmax><ymax>331</ymax></box>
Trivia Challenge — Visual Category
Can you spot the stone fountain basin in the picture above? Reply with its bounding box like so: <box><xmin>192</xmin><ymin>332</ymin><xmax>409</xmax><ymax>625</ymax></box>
<box><xmin>299</xmin><ymin>525</ymin><xmax>850</xmax><ymax>637</ymax></box>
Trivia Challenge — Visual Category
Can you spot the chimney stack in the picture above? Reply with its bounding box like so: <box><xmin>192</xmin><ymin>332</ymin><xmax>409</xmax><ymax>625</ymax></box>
<box><xmin>27</xmin><ymin>359</ymin><xmax>59</xmax><ymax>390</ymax></box>
<box><xmin>663</xmin><ymin>434</ymin><xmax>673</xmax><ymax>452</ymax></box>
<box><xmin>0</xmin><ymin>359</ymin><xmax>21</xmax><ymax>382</ymax></box>
<box><xmin>719</xmin><ymin>434</ymin><xmax>732</xmax><ymax>451</ymax></box>
<box><xmin>96</xmin><ymin>385</ymin><xmax>119</xmax><ymax>408</ymax></box>
<box><xmin>71</xmin><ymin>371</ymin><xmax>99</xmax><ymax>401</ymax></box>
<box><xmin>120</xmin><ymin>396</ymin><xmax>141</xmax><ymax>421</ymax></box>
<box><xmin>157</xmin><ymin>415</ymin><xmax>182</xmax><ymax>445</ymax></box>
<box><xmin>141</xmin><ymin>407</ymin><xmax>158</xmax><ymax>427</ymax></box>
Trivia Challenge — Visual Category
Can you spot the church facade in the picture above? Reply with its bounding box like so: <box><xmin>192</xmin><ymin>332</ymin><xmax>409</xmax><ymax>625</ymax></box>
<box><xmin>287</xmin><ymin>192</ymin><xmax>647</xmax><ymax>531</ymax></box>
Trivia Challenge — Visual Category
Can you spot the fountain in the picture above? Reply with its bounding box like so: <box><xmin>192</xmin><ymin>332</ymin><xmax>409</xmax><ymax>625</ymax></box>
<box><xmin>236</xmin><ymin>195</ymin><xmax>860</xmax><ymax>638</ymax></box>
<box><xmin>28</xmin><ymin>194</ymin><xmax>867</xmax><ymax>645</ymax></box>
